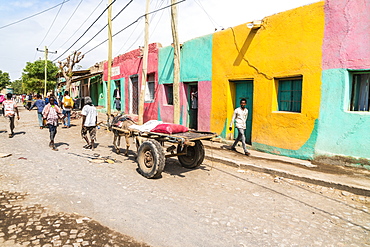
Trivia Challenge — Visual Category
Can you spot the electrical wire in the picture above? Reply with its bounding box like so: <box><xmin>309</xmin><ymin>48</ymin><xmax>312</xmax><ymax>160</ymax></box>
<box><xmin>83</xmin><ymin>0</ymin><xmax>186</xmax><ymax>56</ymax></box>
<box><xmin>37</xmin><ymin>0</ymin><xmax>67</xmax><ymax>48</ymax></box>
<box><xmin>55</xmin><ymin>0</ymin><xmax>104</xmax><ymax>52</ymax></box>
<box><xmin>53</xmin><ymin>0</ymin><xmax>117</xmax><ymax>62</ymax></box>
<box><xmin>115</xmin><ymin>0</ymin><xmax>166</xmax><ymax>56</ymax></box>
<box><xmin>194</xmin><ymin>0</ymin><xmax>223</xmax><ymax>30</ymax></box>
<box><xmin>49</xmin><ymin>0</ymin><xmax>84</xmax><ymax>47</ymax></box>
<box><xmin>115</xmin><ymin>19</ymin><xmax>143</xmax><ymax>56</ymax></box>
<box><xmin>73</xmin><ymin>0</ymin><xmax>134</xmax><ymax>54</ymax></box>
<box><xmin>0</xmin><ymin>0</ymin><xmax>71</xmax><ymax>30</ymax></box>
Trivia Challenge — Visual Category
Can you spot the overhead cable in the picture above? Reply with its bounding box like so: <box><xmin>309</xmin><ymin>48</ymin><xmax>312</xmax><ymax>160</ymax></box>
<box><xmin>38</xmin><ymin>0</ymin><xmax>67</xmax><ymax>48</ymax></box>
<box><xmin>56</xmin><ymin>0</ymin><xmax>104</xmax><ymax>51</ymax></box>
<box><xmin>116</xmin><ymin>0</ymin><xmax>165</xmax><ymax>56</ymax></box>
<box><xmin>74</xmin><ymin>0</ymin><xmax>134</xmax><ymax>52</ymax></box>
<box><xmin>0</xmin><ymin>0</ymin><xmax>71</xmax><ymax>30</ymax></box>
<box><xmin>53</xmin><ymin>0</ymin><xmax>117</xmax><ymax>62</ymax></box>
<box><xmin>83</xmin><ymin>0</ymin><xmax>186</xmax><ymax>56</ymax></box>
<box><xmin>49</xmin><ymin>0</ymin><xmax>84</xmax><ymax>47</ymax></box>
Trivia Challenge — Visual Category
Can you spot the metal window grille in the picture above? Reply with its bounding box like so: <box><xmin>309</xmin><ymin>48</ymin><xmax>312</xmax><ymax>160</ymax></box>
<box><xmin>278</xmin><ymin>78</ymin><xmax>302</xmax><ymax>113</ymax></box>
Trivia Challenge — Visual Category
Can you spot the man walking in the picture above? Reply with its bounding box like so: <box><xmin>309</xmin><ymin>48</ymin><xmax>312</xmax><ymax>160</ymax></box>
<box><xmin>29</xmin><ymin>94</ymin><xmax>46</xmax><ymax>129</ymax></box>
<box><xmin>42</xmin><ymin>96</ymin><xmax>64</xmax><ymax>151</ymax></box>
<box><xmin>81</xmin><ymin>97</ymin><xmax>98</xmax><ymax>150</ymax></box>
<box><xmin>229</xmin><ymin>98</ymin><xmax>250</xmax><ymax>156</ymax></box>
<box><xmin>61</xmin><ymin>91</ymin><xmax>74</xmax><ymax>128</ymax></box>
<box><xmin>2</xmin><ymin>93</ymin><xmax>20</xmax><ymax>138</ymax></box>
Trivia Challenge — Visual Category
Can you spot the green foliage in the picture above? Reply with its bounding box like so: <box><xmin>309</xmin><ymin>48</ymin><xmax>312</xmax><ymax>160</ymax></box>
<box><xmin>0</xmin><ymin>70</ymin><xmax>11</xmax><ymax>90</ymax></box>
<box><xmin>21</xmin><ymin>60</ymin><xmax>59</xmax><ymax>94</ymax></box>
<box><xmin>11</xmin><ymin>79</ymin><xmax>24</xmax><ymax>94</ymax></box>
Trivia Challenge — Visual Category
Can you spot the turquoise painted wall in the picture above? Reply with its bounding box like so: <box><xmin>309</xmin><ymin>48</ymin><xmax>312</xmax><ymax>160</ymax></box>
<box><xmin>102</xmin><ymin>79</ymin><xmax>125</xmax><ymax>111</ymax></box>
<box><xmin>180</xmin><ymin>34</ymin><xmax>213</xmax><ymax>82</ymax></box>
<box><xmin>157</xmin><ymin>35</ymin><xmax>213</xmax><ymax>124</ymax></box>
<box><xmin>315</xmin><ymin>69</ymin><xmax>370</xmax><ymax>159</ymax></box>
<box><xmin>254</xmin><ymin>120</ymin><xmax>319</xmax><ymax>160</ymax></box>
<box><xmin>158</xmin><ymin>34</ymin><xmax>213</xmax><ymax>84</ymax></box>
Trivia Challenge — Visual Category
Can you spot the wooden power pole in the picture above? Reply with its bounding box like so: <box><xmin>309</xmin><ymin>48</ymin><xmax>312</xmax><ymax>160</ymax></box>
<box><xmin>171</xmin><ymin>0</ymin><xmax>180</xmax><ymax>124</ymax></box>
<box><xmin>138</xmin><ymin>0</ymin><xmax>150</xmax><ymax>125</ymax></box>
<box><xmin>37</xmin><ymin>46</ymin><xmax>56</xmax><ymax>97</ymax></box>
<box><xmin>107</xmin><ymin>0</ymin><xmax>113</xmax><ymax>116</ymax></box>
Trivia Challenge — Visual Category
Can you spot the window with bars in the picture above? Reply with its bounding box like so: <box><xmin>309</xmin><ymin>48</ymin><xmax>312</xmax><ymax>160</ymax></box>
<box><xmin>164</xmin><ymin>84</ymin><xmax>173</xmax><ymax>105</ymax></box>
<box><xmin>278</xmin><ymin>78</ymin><xmax>302</xmax><ymax>113</ymax></box>
<box><xmin>350</xmin><ymin>72</ymin><xmax>370</xmax><ymax>111</ymax></box>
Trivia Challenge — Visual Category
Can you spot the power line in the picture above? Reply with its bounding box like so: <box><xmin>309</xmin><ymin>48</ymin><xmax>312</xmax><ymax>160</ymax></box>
<box><xmin>115</xmin><ymin>0</ymin><xmax>164</xmax><ymax>56</ymax></box>
<box><xmin>0</xmin><ymin>0</ymin><xmax>71</xmax><ymax>30</ymax></box>
<box><xmin>37</xmin><ymin>0</ymin><xmax>67</xmax><ymax>48</ymax></box>
<box><xmin>53</xmin><ymin>0</ymin><xmax>117</xmax><ymax>62</ymax></box>
<box><xmin>74</xmin><ymin>0</ymin><xmax>134</xmax><ymax>54</ymax></box>
<box><xmin>116</xmin><ymin>0</ymin><xmax>166</xmax><ymax>56</ymax></box>
<box><xmin>49</xmin><ymin>0</ymin><xmax>84</xmax><ymax>47</ymax></box>
<box><xmin>83</xmin><ymin>0</ymin><xmax>186</xmax><ymax>57</ymax></box>
<box><xmin>194</xmin><ymin>0</ymin><xmax>223</xmax><ymax>30</ymax></box>
<box><xmin>56</xmin><ymin>0</ymin><xmax>104</xmax><ymax>52</ymax></box>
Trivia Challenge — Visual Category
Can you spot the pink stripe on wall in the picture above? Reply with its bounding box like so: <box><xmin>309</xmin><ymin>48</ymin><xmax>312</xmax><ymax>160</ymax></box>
<box><xmin>323</xmin><ymin>0</ymin><xmax>370</xmax><ymax>70</ymax></box>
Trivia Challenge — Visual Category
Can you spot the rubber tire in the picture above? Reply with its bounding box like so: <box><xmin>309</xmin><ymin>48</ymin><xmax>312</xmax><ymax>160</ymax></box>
<box><xmin>137</xmin><ymin>139</ymin><xmax>165</xmax><ymax>179</ymax></box>
<box><xmin>177</xmin><ymin>140</ymin><xmax>205</xmax><ymax>169</ymax></box>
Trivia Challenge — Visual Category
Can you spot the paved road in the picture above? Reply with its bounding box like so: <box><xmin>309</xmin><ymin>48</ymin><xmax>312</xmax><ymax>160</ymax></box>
<box><xmin>0</xmin><ymin>106</ymin><xmax>369</xmax><ymax>246</ymax></box>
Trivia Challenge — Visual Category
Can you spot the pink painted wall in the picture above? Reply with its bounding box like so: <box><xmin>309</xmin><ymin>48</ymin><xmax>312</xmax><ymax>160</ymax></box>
<box><xmin>158</xmin><ymin>84</ymin><xmax>174</xmax><ymax>123</ymax></box>
<box><xmin>323</xmin><ymin>0</ymin><xmax>370</xmax><ymax>69</ymax></box>
<box><xmin>156</xmin><ymin>81</ymin><xmax>211</xmax><ymax>131</ymax></box>
<box><xmin>198</xmin><ymin>81</ymin><xmax>211</xmax><ymax>131</ymax></box>
<box><xmin>103</xmin><ymin>43</ymin><xmax>160</xmax><ymax>122</ymax></box>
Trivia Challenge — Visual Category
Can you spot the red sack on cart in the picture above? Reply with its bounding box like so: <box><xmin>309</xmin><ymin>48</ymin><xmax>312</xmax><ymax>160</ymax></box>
<box><xmin>151</xmin><ymin>123</ymin><xmax>188</xmax><ymax>134</ymax></box>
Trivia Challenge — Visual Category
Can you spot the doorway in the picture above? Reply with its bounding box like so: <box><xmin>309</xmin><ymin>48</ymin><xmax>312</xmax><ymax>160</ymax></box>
<box><xmin>232</xmin><ymin>80</ymin><xmax>253</xmax><ymax>144</ymax></box>
<box><xmin>130</xmin><ymin>75</ymin><xmax>139</xmax><ymax>114</ymax></box>
<box><xmin>187</xmin><ymin>83</ymin><xmax>198</xmax><ymax>130</ymax></box>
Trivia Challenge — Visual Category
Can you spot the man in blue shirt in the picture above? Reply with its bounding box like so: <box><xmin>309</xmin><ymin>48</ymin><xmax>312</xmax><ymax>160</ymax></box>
<box><xmin>29</xmin><ymin>94</ymin><xmax>46</xmax><ymax>129</ymax></box>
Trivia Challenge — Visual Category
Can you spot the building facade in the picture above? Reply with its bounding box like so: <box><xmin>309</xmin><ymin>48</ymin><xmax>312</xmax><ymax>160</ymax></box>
<box><xmin>95</xmin><ymin>0</ymin><xmax>369</xmax><ymax>165</ymax></box>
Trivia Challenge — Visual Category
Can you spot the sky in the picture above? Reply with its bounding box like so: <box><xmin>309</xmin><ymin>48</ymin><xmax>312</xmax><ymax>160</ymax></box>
<box><xmin>0</xmin><ymin>0</ymin><xmax>320</xmax><ymax>81</ymax></box>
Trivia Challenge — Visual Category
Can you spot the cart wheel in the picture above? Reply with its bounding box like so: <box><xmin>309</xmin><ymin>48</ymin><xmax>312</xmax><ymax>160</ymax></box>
<box><xmin>177</xmin><ymin>140</ymin><xmax>205</xmax><ymax>169</ymax></box>
<box><xmin>137</xmin><ymin>139</ymin><xmax>165</xmax><ymax>179</ymax></box>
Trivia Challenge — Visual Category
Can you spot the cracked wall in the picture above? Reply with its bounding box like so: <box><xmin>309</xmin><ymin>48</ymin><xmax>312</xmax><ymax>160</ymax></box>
<box><xmin>211</xmin><ymin>2</ymin><xmax>325</xmax><ymax>159</ymax></box>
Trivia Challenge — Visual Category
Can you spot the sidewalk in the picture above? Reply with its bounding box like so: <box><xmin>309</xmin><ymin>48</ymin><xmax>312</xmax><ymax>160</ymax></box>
<box><xmin>96</xmin><ymin>112</ymin><xmax>370</xmax><ymax>197</ymax></box>
<box><xmin>202</xmin><ymin>140</ymin><xmax>370</xmax><ymax>197</ymax></box>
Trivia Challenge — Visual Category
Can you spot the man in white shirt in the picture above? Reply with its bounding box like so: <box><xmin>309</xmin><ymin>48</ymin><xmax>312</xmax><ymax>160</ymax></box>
<box><xmin>2</xmin><ymin>93</ymin><xmax>20</xmax><ymax>138</ymax></box>
<box><xmin>81</xmin><ymin>97</ymin><xmax>98</xmax><ymax>150</ymax></box>
<box><xmin>229</xmin><ymin>98</ymin><xmax>250</xmax><ymax>156</ymax></box>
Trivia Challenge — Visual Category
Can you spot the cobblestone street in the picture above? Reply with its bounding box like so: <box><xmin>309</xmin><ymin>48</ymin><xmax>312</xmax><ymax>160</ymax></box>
<box><xmin>0</xmin><ymin>107</ymin><xmax>370</xmax><ymax>246</ymax></box>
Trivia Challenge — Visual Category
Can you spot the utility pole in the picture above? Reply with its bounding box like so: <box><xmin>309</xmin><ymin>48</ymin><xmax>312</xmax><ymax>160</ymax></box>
<box><xmin>171</xmin><ymin>0</ymin><xmax>180</xmax><ymax>124</ymax></box>
<box><xmin>107</xmin><ymin>0</ymin><xmax>113</xmax><ymax>116</ymax></box>
<box><xmin>37</xmin><ymin>46</ymin><xmax>57</xmax><ymax>97</ymax></box>
<box><xmin>138</xmin><ymin>0</ymin><xmax>150</xmax><ymax>125</ymax></box>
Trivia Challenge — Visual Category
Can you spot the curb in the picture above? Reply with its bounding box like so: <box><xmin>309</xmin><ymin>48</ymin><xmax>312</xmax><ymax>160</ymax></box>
<box><xmin>203</xmin><ymin>144</ymin><xmax>370</xmax><ymax>197</ymax></box>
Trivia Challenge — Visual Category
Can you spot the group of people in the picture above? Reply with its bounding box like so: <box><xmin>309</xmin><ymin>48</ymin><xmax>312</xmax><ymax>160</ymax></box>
<box><xmin>2</xmin><ymin>92</ymin><xmax>98</xmax><ymax>151</ymax></box>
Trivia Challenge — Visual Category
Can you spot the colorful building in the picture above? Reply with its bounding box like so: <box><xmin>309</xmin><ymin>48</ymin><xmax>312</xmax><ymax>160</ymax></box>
<box><xmin>96</xmin><ymin>0</ymin><xmax>370</xmax><ymax>165</ymax></box>
<box><xmin>102</xmin><ymin>43</ymin><xmax>160</xmax><ymax>122</ymax></box>
<box><xmin>157</xmin><ymin>34</ymin><xmax>213</xmax><ymax>130</ymax></box>
<box><xmin>315</xmin><ymin>0</ymin><xmax>370</xmax><ymax>162</ymax></box>
<box><xmin>211</xmin><ymin>2</ymin><xmax>325</xmax><ymax>160</ymax></box>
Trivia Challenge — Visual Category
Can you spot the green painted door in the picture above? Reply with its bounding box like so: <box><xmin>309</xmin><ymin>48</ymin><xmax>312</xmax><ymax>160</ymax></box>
<box><xmin>187</xmin><ymin>83</ymin><xmax>198</xmax><ymax>130</ymax></box>
<box><xmin>234</xmin><ymin>81</ymin><xmax>253</xmax><ymax>144</ymax></box>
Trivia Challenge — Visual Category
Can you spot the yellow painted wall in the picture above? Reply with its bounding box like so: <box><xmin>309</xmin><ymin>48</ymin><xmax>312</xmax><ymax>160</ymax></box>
<box><xmin>211</xmin><ymin>2</ymin><xmax>324</xmax><ymax>150</ymax></box>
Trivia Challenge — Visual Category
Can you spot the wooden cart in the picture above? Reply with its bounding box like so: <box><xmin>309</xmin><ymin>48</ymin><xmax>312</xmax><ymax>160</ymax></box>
<box><xmin>112</xmin><ymin>127</ymin><xmax>217</xmax><ymax>179</ymax></box>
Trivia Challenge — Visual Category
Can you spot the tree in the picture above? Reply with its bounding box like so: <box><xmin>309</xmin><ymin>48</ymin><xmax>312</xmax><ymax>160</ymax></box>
<box><xmin>0</xmin><ymin>70</ymin><xmax>11</xmax><ymax>91</ymax></box>
<box><xmin>11</xmin><ymin>79</ymin><xmax>24</xmax><ymax>95</ymax></box>
<box><xmin>58</xmin><ymin>51</ymin><xmax>84</xmax><ymax>91</ymax></box>
<box><xmin>22</xmin><ymin>60</ymin><xmax>59</xmax><ymax>94</ymax></box>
